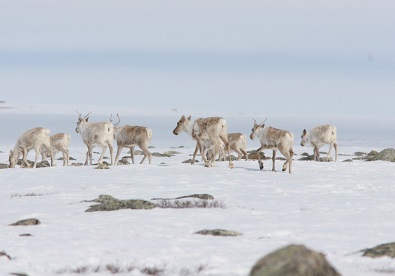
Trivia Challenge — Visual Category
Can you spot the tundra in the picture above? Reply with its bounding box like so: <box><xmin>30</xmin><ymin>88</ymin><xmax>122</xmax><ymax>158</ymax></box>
<box><xmin>300</xmin><ymin>124</ymin><xmax>338</xmax><ymax>161</ymax></box>
<box><xmin>9</xmin><ymin>127</ymin><xmax>54</xmax><ymax>168</ymax></box>
<box><xmin>75</xmin><ymin>113</ymin><xmax>114</xmax><ymax>165</ymax></box>
<box><xmin>250</xmin><ymin>120</ymin><xmax>294</xmax><ymax>173</ymax></box>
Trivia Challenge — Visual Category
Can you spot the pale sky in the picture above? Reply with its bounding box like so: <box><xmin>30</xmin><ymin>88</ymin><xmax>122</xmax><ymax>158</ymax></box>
<box><xmin>0</xmin><ymin>0</ymin><xmax>394</xmax><ymax>116</ymax></box>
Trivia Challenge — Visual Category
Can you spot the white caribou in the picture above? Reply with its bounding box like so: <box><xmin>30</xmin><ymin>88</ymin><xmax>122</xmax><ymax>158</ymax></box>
<box><xmin>113</xmin><ymin>115</ymin><xmax>153</xmax><ymax>165</ymax></box>
<box><xmin>300</xmin><ymin>124</ymin><xmax>338</xmax><ymax>161</ymax></box>
<box><xmin>9</xmin><ymin>127</ymin><xmax>54</xmax><ymax>168</ymax></box>
<box><xmin>41</xmin><ymin>133</ymin><xmax>71</xmax><ymax>166</ymax></box>
<box><xmin>75</xmin><ymin>112</ymin><xmax>114</xmax><ymax>165</ymax></box>
<box><xmin>173</xmin><ymin>115</ymin><xmax>233</xmax><ymax>168</ymax></box>
<box><xmin>250</xmin><ymin>120</ymin><xmax>294</xmax><ymax>174</ymax></box>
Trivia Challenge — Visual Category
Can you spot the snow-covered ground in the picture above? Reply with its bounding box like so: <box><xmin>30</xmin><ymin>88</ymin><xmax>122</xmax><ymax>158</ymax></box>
<box><xmin>1</xmin><ymin>103</ymin><xmax>395</xmax><ymax>276</ymax></box>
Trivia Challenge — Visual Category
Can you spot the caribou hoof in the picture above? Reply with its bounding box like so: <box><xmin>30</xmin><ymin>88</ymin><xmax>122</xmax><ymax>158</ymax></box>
<box><xmin>229</xmin><ymin>162</ymin><xmax>234</xmax><ymax>169</ymax></box>
<box><xmin>258</xmin><ymin>160</ymin><xmax>264</xmax><ymax>170</ymax></box>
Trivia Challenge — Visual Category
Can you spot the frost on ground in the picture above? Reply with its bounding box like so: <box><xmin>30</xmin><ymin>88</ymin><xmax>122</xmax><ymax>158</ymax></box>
<box><xmin>1</xmin><ymin>145</ymin><xmax>395</xmax><ymax>276</ymax></box>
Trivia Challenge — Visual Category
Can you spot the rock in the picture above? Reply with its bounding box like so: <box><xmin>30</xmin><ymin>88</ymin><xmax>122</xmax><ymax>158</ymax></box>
<box><xmin>85</xmin><ymin>195</ymin><xmax>156</xmax><ymax>212</ymax></box>
<box><xmin>342</xmin><ymin>159</ymin><xmax>353</xmax><ymax>162</ymax></box>
<box><xmin>0</xmin><ymin>251</ymin><xmax>12</xmax><ymax>260</ymax></box>
<box><xmin>299</xmin><ymin>155</ymin><xmax>314</xmax><ymax>161</ymax></box>
<box><xmin>164</xmin><ymin>150</ymin><xmax>182</xmax><ymax>155</ymax></box>
<box><xmin>176</xmin><ymin>194</ymin><xmax>215</xmax><ymax>200</ymax></box>
<box><xmin>367</xmin><ymin>148</ymin><xmax>395</xmax><ymax>162</ymax></box>
<box><xmin>182</xmin><ymin>159</ymin><xmax>199</xmax><ymax>163</ymax></box>
<box><xmin>94</xmin><ymin>163</ymin><xmax>110</xmax><ymax>169</ymax></box>
<box><xmin>195</xmin><ymin>229</ymin><xmax>242</xmax><ymax>237</ymax></box>
<box><xmin>9</xmin><ymin>218</ymin><xmax>41</xmax><ymax>226</ymax></box>
<box><xmin>354</xmin><ymin>151</ymin><xmax>367</xmax><ymax>157</ymax></box>
<box><xmin>361</xmin><ymin>242</ymin><xmax>395</xmax><ymax>258</ymax></box>
<box><xmin>152</xmin><ymin>152</ymin><xmax>172</xmax><ymax>157</ymax></box>
<box><xmin>36</xmin><ymin>160</ymin><xmax>51</xmax><ymax>168</ymax></box>
<box><xmin>0</xmin><ymin>163</ymin><xmax>9</xmax><ymax>169</ymax></box>
<box><xmin>250</xmin><ymin>244</ymin><xmax>341</xmax><ymax>276</ymax></box>
<box><xmin>19</xmin><ymin>233</ymin><xmax>33</xmax><ymax>237</ymax></box>
<box><xmin>117</xmin><ymin>158</ymin><xmax>130</xmax><ymax>165</ymax></box>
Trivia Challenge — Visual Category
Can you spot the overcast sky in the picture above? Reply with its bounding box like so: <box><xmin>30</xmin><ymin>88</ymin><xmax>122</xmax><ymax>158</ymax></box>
<box><xmin>0</xmin><ymin>0</ymin><xmax>394</xmax><ymax>117</ymax></box>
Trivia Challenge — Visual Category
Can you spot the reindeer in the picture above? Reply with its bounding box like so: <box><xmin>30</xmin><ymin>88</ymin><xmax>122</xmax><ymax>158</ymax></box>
<box><xmin>41</xmin><ymin>133</ymin><xmax>71</xmax><ymax>166</ymax></box>
<box><xmin>300</xmin><ymin>124</ymin><xmax>338</xmax><ymax>161</ymax></box>
<box><xmin>75</xmin><ymin>112</ymin><xmax>114</xmax><ymax>165</ymax></box>
<box><xmin>227</xmin><ymin>133</ymin><xmax>248</xmax><ymax>161</ymax></box>
<box><xmin>250</xmin><ymin>119</ymin><xmax>294</xmax><ymax>174</ymax></box>
<box><xmin>113</xmin><ymin>115</ymin><xmax>153</xmax><ymax>165</ymax></box>
<box><xmin>209</xmin><ymin>133</ymin><xmax>248</xmax><ymax>161</ymax></box>
<box><xmin>173</xmin><ymin>115</ymin><xmax>233</xmax><ymax>168</ymax></box>
<box><xmin>9</xmin><ymin>127</ymin><xmax>54</xmax><ymax>168</ymax></box>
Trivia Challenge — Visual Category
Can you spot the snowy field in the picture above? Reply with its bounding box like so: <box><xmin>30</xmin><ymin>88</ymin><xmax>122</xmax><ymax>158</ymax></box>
<box><xmin>1</xmin><ymin>103</ymin><xmax>395</xmax><ymax>276</ymax></box>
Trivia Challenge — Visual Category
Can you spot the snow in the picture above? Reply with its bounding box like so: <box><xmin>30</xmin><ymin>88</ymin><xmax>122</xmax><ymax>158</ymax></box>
<box><xmin>1</xmin><ymin>103</ymin><xmax>395</xmax><ymax>276</ymax></box>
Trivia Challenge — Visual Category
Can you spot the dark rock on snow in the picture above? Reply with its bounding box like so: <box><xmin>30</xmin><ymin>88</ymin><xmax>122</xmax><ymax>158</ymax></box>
<box><xmin>367</xmin><ymin>148</ymin><xmax>395</xmax><ymax>162</ymax></box>
<box><xmin>195</xmin><ymin>229</ymin><xmax>242</xmax><ymax>237</ymax></box>
<box><xmin>250</xmin><ymin>244</ymin><xmax>341</xmax><ymax>276</ymax></box>
<box><xmin>361</xmin><ymin>242</ymin><xmax>395</xmax><ymax>258</ymax></box>
<box><xmin>85</xmin><ymin>195</ymin><xmax>155</xmax><ymax>212</ymax></box>
<box><xmin>9</xmin><ymin>218</ymin><xmax>41</xmax><ymax>226</ymax></box>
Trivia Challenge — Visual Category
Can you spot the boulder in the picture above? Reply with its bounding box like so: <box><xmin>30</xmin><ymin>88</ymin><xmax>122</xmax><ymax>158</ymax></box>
<box><xmin>94</xmin><ymin>163</ymin><xmax>110</xmax><ymax>169</ymax></box>
<box><xmin>85</xmin><ymin>195</ymin><xmax>155</xmax><ymax>212</ymax></box>
<box><xmin>9</xmin><ymin>218</ymin><xmax>41</xmax><ymax>226</ymax></box>
<box><xmin>250</xmin><ymin>244</ymin><xmax>341</xmax><ymax>276</ymax></box>
<box><xmin>361</xmin><ymin>242</ymin><xmax>395</xmax><ymax>258</ymax></box>
<box><xmin>195</xmin><ymin>229</ymin><xmax>242</xmax><ymax>237</ymax></box>
<box><xmin>0</xmin><ymin>163</ymin><xmax>9</xmax><ymax>169</ymax></box>
<box><xmin>367</xmin><ymin>148</ymin><xmax>395</xmax><ymax>162</ymax></box>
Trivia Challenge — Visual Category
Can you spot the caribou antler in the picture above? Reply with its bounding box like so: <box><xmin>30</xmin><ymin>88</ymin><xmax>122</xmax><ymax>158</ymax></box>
<box><xmin>114</xmin><ymin>113</ymin><xmax>121</xmax><ymax>127</ymax></box>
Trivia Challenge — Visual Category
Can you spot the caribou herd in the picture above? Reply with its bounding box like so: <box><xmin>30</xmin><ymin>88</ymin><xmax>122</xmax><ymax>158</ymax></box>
<box><xmin>6</xmin><ymin>112</ymin><xmax>338</xmax><ymax>173</ymax></box>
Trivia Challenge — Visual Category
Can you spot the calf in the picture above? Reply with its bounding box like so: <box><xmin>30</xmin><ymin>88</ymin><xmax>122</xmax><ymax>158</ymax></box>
<box><xmin>9</xmin><ymin>127</ymin><xmax>54</xmax><ymax>168</ymax></box>
<box><xmin>300</xmin><ymin>124</ymin><xmax>338</xmax><ymax>161</ymax></box>
<box><xmin>114</xmin><ymin>124</ymin><xmax>153</xmax><ymax>165</ymax></box>
<box><xmin>173</xmin><ymin>115</ymin><xmax>233</xmax><ymax>168</ymax></box>
<box><xmin>250</xmin><ymin>120</ymin><xmax>294</xmax><ymax>173</ymax></box>
<box><xmin>75</xmin><ymin>113</ymin><xmax>114</xmax><ymax>165</ymax></box>
<box><xmin>212</xmin><ymin>133</ymin><xmax>248</xmax><ymax>161</ymax></box>
<box><xmin>41</xmin><ymin>133</ymin><xmax>71</xmax><ymax>166</ymax></box>
<box><xmin>228</xmin><ymin>133</ymin><xmax>248</xmax><ymax>161</ymax></box>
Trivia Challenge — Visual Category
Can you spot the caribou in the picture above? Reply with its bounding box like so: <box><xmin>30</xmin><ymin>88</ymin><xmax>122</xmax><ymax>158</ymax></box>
<box><xmin>300</xmin><ymin>124</ymin><xmax>338</xmax><ymax>161</ymax></box>
<box><xmin>9</xmin><ymin>127</ymin><xmax>54</xmax><ymax>168</ymax></box>
<box><xmin>75</xmin><ymin>112</ymin><xmax>114</xmax><ymax>165</ymax></box>
<box><xmin>113</xmin><ymin>115</ymin><xmax>153</xmax><ymax>165</ymax></box>
<box><xmin>173</xmin><ymin>115</ymin><xmax>233</xmax><ymax>168</ymax></box>
<box><xmin>206</xmin><ymin>133</ymin><xmax>248</xmax><ymax>161</ymax></box>
<box><xmin>250</xmin><ymin>119</ymin><xmax>294</xmax><ymax>174</ymax></box>
<box><xmin>41</xmin><ymin>133</ymin><xmax>71</xmax><ymax>166</ymax></box>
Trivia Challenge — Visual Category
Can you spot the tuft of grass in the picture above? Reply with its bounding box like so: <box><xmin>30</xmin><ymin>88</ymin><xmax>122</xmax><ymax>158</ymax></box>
<box><xmin>11</xmin><ymin>192</ymin><xmax>56</xmax><ymax>198</ymax></box>
<box><xmin>56</xmin><ymin>262</ymin><xmax>207</xmax><ymax>275</ymax></box>
<box><xmin>155</xmin><ymin>199</ymin><xmax>225</xmax><ymax>209</ymax></box>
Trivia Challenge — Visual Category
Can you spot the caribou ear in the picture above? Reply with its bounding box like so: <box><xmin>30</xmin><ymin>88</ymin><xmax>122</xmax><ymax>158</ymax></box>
<box><xmin>303</xmin><ymin>129</ymin><xmax>307</xmax><ymax>135</ymax></box>
<box><xmin>261</xmin><ymin>124</ymin><xmax>265</xmax><ymax>128</ymax></box>
<box><xmin>187</xmin><ymin>115</ymin><xmax>191</xmax><ymax>121</ymax></box>
<box><xmin>86</xmin><ymin>117</ymin><xmax>89</xmax><ymax>122</ymax></box>
<box><xmin>181</xmin><ymin>115</ymin><xmax>185</xmax><ymax>120</ymax></box>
